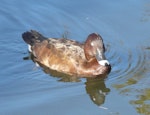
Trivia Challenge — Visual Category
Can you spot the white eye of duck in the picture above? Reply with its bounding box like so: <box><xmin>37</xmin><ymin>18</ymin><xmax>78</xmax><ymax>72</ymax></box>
<box><xmin>91</xmin><ymin>42</ymin><xmax>94</xmax><ymax>46</ymax></box>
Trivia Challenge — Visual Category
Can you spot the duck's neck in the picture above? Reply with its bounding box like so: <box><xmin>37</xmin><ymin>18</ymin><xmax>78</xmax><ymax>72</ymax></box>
<box><xmin>77</xmin><ymin>59</ymin><xmax>102</xmax><ymax>76</ymax></box>
<box><xmin>85</xmin><ymin>58</ymin><xmax>99</xmax><ymax>68</ymax></box>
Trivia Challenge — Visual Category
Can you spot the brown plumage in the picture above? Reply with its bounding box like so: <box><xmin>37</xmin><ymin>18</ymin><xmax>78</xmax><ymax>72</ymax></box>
<box><xmin>22</xmin><ymin>30</ymin><xmax>111</xmax><ymax>77</ymax></box>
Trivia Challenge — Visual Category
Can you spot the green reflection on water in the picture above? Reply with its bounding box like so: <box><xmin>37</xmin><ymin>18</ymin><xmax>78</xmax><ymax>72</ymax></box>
<box><xmin>130</xmin><ymin>89</ymin><xmax>150</xmax><ymax>115</ymax></box>
<box><xmin>113</xmin><ymin>78</ymin><xmax>137</xmax><ymax>89</ymax></box>
<box><xmin>112</xmin><ymin>48</ymin><xmax>150</xmax><ymax>115</ymax></box>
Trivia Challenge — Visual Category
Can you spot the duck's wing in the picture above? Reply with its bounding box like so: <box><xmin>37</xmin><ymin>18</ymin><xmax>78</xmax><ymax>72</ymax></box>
<box><xmin>31</xmin><ymin>37</ymin><xmax>86</xmax><ymax>74</ymax></box>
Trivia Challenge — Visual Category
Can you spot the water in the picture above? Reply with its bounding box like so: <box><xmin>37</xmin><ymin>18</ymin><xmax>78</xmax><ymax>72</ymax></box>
<box><xmin>0</xmin><ymin>0</ymin><xmax>150</xmax><ymax>115</ymax></box>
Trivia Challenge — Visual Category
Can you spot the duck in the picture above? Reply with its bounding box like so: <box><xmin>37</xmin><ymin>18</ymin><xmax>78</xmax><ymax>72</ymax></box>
<box><xmin>22</xmin><ymin>30</ymin><xmax>111</xmax><ymax>77</ymax></box>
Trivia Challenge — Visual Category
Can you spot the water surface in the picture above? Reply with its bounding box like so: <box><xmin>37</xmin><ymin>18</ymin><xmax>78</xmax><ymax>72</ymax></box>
<box><xmin>0</xmin><ymin>0</ymin><xmax>150</xmax><ymax>115</ymax></box>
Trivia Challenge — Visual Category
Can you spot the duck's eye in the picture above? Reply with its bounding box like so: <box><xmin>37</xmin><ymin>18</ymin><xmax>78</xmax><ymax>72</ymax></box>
<box><xmin>91</xmin><ymin>42</ymin><xmax>94</xmax><ymax>46</ymax></box>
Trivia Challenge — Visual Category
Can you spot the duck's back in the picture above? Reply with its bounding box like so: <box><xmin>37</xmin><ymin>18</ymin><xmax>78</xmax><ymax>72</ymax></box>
<box><xmin>36</xmin><ymin>38</ymin><xmax>86</xmax><ymax>73</ymax></box>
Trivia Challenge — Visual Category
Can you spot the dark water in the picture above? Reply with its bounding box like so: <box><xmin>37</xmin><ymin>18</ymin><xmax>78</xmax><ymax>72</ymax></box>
<box><xmin>0</xmin><ymin>0</ymin><xmax>150</xmax><ymax>115</ymax></box>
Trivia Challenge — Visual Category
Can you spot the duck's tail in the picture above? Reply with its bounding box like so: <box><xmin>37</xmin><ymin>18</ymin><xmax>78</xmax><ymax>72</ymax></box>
<box><xmin>22</xmin><ymin>30</ymin><xmax>47</xmax><ymax>46</ymax></box>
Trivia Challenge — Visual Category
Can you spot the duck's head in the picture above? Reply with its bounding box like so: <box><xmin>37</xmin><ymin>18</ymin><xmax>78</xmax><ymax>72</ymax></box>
<box><xmin>84</xmin><ymin>33</ymin><xmax>110</xmax><ymax>67</ymax></box>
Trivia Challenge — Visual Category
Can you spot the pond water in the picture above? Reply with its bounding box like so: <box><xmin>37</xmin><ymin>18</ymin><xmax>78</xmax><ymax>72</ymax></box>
<box><xmin>0</xmin><ymin>0</ymin><xmax>150</xmax><ymax>115</ymax></box>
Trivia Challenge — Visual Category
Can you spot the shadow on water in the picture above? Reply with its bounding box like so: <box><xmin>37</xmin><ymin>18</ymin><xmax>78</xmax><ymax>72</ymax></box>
<box><xmin>23</xmin><ymin>53</ymin><xmax>110</xmax><ymax>107</ymax></box>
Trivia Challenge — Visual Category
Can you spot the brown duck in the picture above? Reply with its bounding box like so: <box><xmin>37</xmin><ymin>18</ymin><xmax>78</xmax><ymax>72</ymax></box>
<box><xmin>22</xmin><ymin>30</ymin><xmax>111</xmax><ymax>77</ymax></box>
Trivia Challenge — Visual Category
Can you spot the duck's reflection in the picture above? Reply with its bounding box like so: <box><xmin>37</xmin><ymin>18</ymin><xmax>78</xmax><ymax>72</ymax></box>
<box><xmin>85</xmin><ymin>77</ymin><xmax>110</xmax><ymax>106</ymax></box>
<box><xmin>42</xmin><ymin>64</ymin><xmax>81</xmax><ymax>82</ymax></box>
<box><xmin>44</xmin><ymin>66</ymin><xmax>110</xmax><ymax>106</ymax></box>
<box><xmin>23</xmin><ymin>54</ymin><xmax>110</xmax><ymax>106</ymax></box>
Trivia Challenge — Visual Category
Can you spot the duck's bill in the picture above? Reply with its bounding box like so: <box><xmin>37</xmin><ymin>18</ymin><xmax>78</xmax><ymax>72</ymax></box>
<box><xmin>96</xmin><ymin>49</ymin><xmax>106</xmax><ymax>60</ymax></box>
<box><xmin>96</xmin><ymin>50</ymin><xmax>110</xmax><ymax>66</ymax></box>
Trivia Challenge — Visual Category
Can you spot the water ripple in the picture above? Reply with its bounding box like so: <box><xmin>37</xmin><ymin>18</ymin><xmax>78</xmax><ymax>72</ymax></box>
<box><xmin>106</xmin><ymin>41</ymin><xmax>146</xmax><ymax>82</ymax></box>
